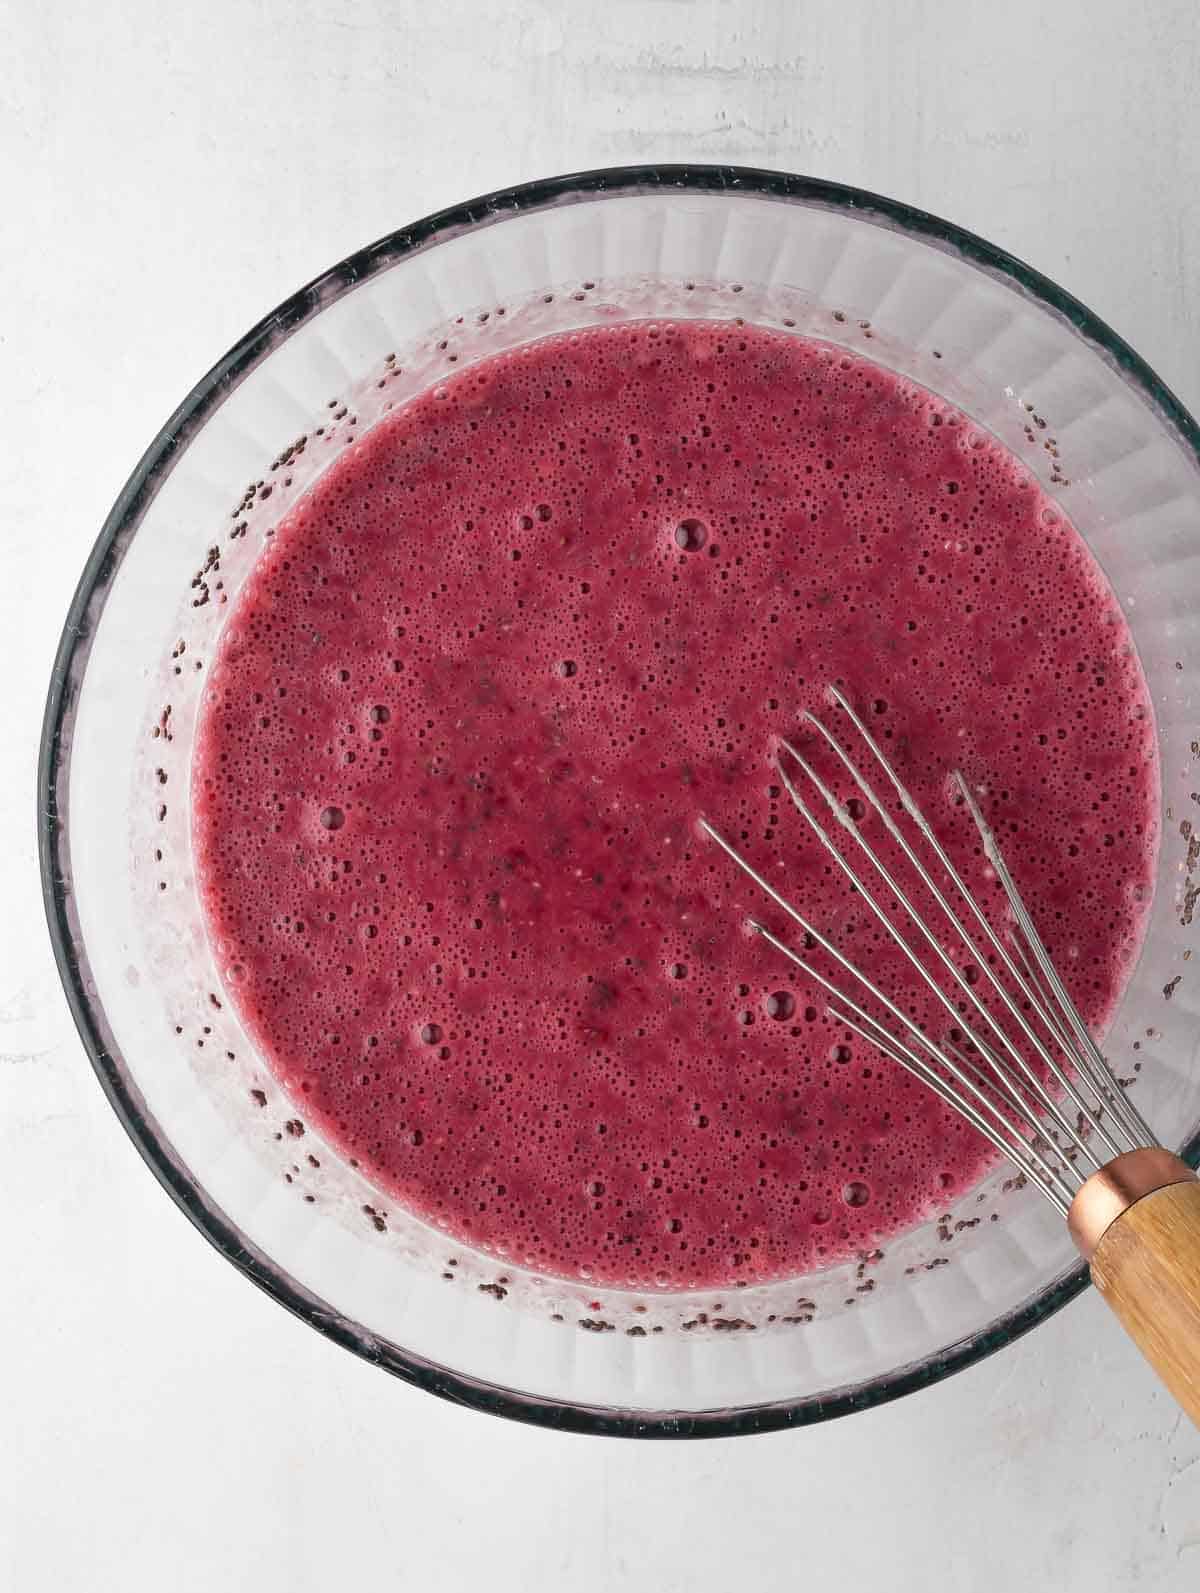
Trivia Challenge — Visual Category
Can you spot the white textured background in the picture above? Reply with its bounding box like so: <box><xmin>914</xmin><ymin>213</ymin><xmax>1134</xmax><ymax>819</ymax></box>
<box><xmin>5</xmin><ymin>2</ymin><xmax>1200</xmax><ymax>1587</ymax></box>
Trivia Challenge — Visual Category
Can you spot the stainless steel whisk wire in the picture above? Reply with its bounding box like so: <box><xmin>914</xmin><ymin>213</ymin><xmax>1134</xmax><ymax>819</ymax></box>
<box><xmin>700</xmin><ymin>684</ymin><xmax>1158</xmax><ymax>1220</ymax></box>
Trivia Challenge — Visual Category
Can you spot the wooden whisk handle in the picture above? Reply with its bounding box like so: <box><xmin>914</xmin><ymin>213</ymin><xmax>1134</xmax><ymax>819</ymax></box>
<box><xmin>1069</xmin><ymin>1150</ymin><xmax>1200</xmax><ymax>1425</ymax></box>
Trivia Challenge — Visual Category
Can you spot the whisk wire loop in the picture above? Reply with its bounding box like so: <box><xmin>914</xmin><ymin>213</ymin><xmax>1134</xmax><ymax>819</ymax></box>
<box><xmin>699</xmin><ymin>688</ymin><xmax>1156</xmax><ymax>1216</ymax></box>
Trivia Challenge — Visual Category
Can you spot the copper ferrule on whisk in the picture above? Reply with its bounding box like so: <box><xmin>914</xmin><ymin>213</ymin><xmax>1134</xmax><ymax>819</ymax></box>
<box><xmin>1067</xmin><ymin>1148</ymin><xmax>1197</xmax><ymax>1260</ymax></box>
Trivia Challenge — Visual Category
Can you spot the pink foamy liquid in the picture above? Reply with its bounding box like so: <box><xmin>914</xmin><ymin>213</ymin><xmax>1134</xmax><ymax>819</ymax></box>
<box><xmin>193</xmin><ymin>321</ymin><xmax>1157</xmax><ymax>1288</ymax></box>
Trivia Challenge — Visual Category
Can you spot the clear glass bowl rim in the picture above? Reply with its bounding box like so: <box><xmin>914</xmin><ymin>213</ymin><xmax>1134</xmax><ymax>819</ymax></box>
<box><xmin>39</xmin><ymin>162</ymin><xmax>1200</xmax><ymax>1439</ymax></box>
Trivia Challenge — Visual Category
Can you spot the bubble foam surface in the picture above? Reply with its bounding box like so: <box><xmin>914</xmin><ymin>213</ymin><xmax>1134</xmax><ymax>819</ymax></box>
<box><xmin>193</xmin><ymin>321</ymin><xmax>1158</xmax><ymax>1288</ymax></box>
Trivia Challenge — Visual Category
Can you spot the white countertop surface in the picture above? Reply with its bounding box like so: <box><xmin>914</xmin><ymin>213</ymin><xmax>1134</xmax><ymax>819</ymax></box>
<box><xmin>5</xmin><ymin>2</ymin><xmax>1200</xmax><ymax>1586</ymax></box>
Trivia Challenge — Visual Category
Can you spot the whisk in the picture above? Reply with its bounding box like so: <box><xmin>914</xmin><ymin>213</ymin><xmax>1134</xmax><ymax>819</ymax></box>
<box><xmin>701</xmin><ymin>684</ymin><xmax>1200</xmax><ymax>1423</ymax></box>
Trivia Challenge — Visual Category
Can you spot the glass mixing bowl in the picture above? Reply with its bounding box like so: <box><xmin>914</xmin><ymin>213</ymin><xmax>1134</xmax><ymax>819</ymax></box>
<box><xmin>40</xmin><ymin>166</ymin><xmax>1200</xmax><ymax>1437</ymax></box>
